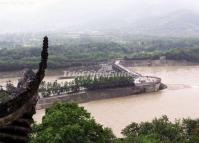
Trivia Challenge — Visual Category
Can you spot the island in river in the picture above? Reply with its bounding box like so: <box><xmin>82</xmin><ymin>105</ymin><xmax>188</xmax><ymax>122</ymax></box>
<box><xmin>0</xmin><ymin>61</ymin><xmax>199</xmax><ymax>137</ymax></box>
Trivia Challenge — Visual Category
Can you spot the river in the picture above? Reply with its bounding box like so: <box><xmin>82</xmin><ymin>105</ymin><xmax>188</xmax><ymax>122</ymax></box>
<box><xmin>1</xmin><ymin>66</ymin><xmax>199</xmax><ymax>137</ymax></box>
<box><xmin>81</xmin><ymin>66</ymin><xmax>199</xmax><ymax>137</ymax></box>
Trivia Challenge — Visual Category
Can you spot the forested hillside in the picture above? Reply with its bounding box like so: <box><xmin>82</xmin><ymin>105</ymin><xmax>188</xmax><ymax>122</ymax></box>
<box><xmin>1</xmin><ymin>35</ymin><xmax>199</xmax><ymax>71</ymax></box>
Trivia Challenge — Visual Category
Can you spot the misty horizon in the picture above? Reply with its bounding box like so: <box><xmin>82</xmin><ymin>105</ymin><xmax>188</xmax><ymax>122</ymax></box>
<box><xmin>1</xmin><ymin>0</ymin><xmax>199</xmax><ymax>34</ymax></box>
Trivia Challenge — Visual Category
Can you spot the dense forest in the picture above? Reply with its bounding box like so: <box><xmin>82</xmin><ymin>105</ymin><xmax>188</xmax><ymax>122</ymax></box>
<box><xmin>1</xmin><ymin>35</ymin><xmax>199</xmax><ymax>71</ymax></box>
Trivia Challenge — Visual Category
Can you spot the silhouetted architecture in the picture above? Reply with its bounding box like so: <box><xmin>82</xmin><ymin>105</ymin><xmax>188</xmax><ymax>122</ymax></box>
<box><xmin>0</xmin><ymin>36</ymin><xmax>49</xmax><ymax>143</ymax></box>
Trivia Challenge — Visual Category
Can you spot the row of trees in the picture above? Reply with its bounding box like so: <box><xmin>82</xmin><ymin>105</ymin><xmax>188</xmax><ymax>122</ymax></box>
<box><xmin>30</xmin><ymin>103</ymin><xmax>199</xmax><ymax>143</ymax></box>
<box><xmin>0</xmin><ymin>75</ymin><xmax>134</xmax><ymax>98</ymax></box>
<box><xmin>38</xmin><ymin>75</ymin><xmax>134</xmax><ymax>97</ymax></box>
<box><xmin>39</xmin><ymin>80</ymin><xmax>78</xmax><ymax>97</ymax></box>
<box><xmin>74</xmin><ymin>75</ymin><xmax>134</xmax><ymax>90</ymax></box>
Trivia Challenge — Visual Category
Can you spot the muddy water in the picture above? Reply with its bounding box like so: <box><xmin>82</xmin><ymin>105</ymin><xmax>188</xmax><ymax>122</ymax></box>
<box><xmin>81</xmin><ymin>66</ymin><xmax>199</xmax><ymax>137</ymax></box>
<box><xmin>1</xmin><ymin>66</ymin><xmax>199</xmax><ymax>137</ymax></box>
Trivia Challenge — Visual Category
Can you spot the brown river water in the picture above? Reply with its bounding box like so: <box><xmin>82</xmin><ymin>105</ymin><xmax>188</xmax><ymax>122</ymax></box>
<box><xmin>80</xmin><ymin>66</ymin><xmax>199</xmax><ymax>137</ymax></box>
<box><xmin>1</xmin><ymin>66</ymin><xmax>199</xmax><ymax>137</ymax></box>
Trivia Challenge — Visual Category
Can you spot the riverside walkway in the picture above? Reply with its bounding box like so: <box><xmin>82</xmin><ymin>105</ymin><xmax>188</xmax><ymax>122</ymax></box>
<box><xmin>112</xmin><ymin>60</ymin><xmax>162</xmax><ymax>87</ymax></box>
<box><xmin>112</xmin><ymin>60</ymin><xmax>142</xmax><ymax>78</ymax></box>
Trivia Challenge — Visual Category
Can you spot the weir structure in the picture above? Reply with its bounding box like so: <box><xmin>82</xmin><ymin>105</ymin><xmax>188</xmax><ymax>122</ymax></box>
<box><xmin>112</xmin><ymin>60</ymin><xmax>141</xmax><ymax>77</ymax></box>
<box><xmin>113</xmin><ymin>60</ymin><xmax>163</xmax><ymax>90</ymax></box>
<box><xmin>36</xmin><ymin>60</ymin><xmax>166</xmax><ymax>110</ymax></box>
<box><xmin>0</xmin><ymin>37</ymin><xmax>48</xmax><ymax>143</ymax></box>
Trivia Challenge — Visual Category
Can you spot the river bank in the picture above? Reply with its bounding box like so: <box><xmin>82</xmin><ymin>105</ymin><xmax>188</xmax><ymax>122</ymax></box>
<box><xmin>120</xmin><ymin>59</ymin><xmax>199</xmax><ymax>67</ymax></box>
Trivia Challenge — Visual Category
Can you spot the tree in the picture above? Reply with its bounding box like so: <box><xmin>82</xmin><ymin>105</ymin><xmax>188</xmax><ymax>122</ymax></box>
<box><xmin>120</xmin><ymin>115</ymin><xmax>199</xmax><ymax>143</ymax></box>
<box><xmin>30</xmin><ymin>103</ymin><xmax>115</xmax><ymax>143</ymax></box>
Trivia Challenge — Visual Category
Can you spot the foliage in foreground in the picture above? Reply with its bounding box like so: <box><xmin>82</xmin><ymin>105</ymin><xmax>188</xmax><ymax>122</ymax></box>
<box><xmin>114</xmin><ymin>115</ymin><xmax>199</xmax><ymax>143</ymax></box>
<box><xmin>30</xmin><ymin>103</ymin><xmax>199</xmax><ymax>143</ymax></box>
<box><xmin>30</xmin><ymin>103</ymin><xmax>115</xmax><ymax>143</ymax></box>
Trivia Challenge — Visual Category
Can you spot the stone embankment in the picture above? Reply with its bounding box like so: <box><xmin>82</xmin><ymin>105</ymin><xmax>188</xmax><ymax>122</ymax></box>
<box><xmin>37</xmin><ymin>85</ymin><xmax>157</xmax><ymax>110</ymax></box>
<box><xmin>36</xmin><ymin>60</ymin><xmax>166</xmax><ymax>110</ymax></box>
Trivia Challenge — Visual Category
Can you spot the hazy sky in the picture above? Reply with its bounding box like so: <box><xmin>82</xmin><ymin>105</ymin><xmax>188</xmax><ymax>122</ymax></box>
<box><xmin>0</xmin><ymin>0</ymin><xmax>199</xmax><ymax>33</ymax></box>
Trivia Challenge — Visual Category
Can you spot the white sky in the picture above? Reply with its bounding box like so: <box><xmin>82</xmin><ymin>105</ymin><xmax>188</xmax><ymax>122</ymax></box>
<box><xmin>0</xmin><ymin>0</ymin><xmax>199</xmax><ymax>33</ymax></box>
